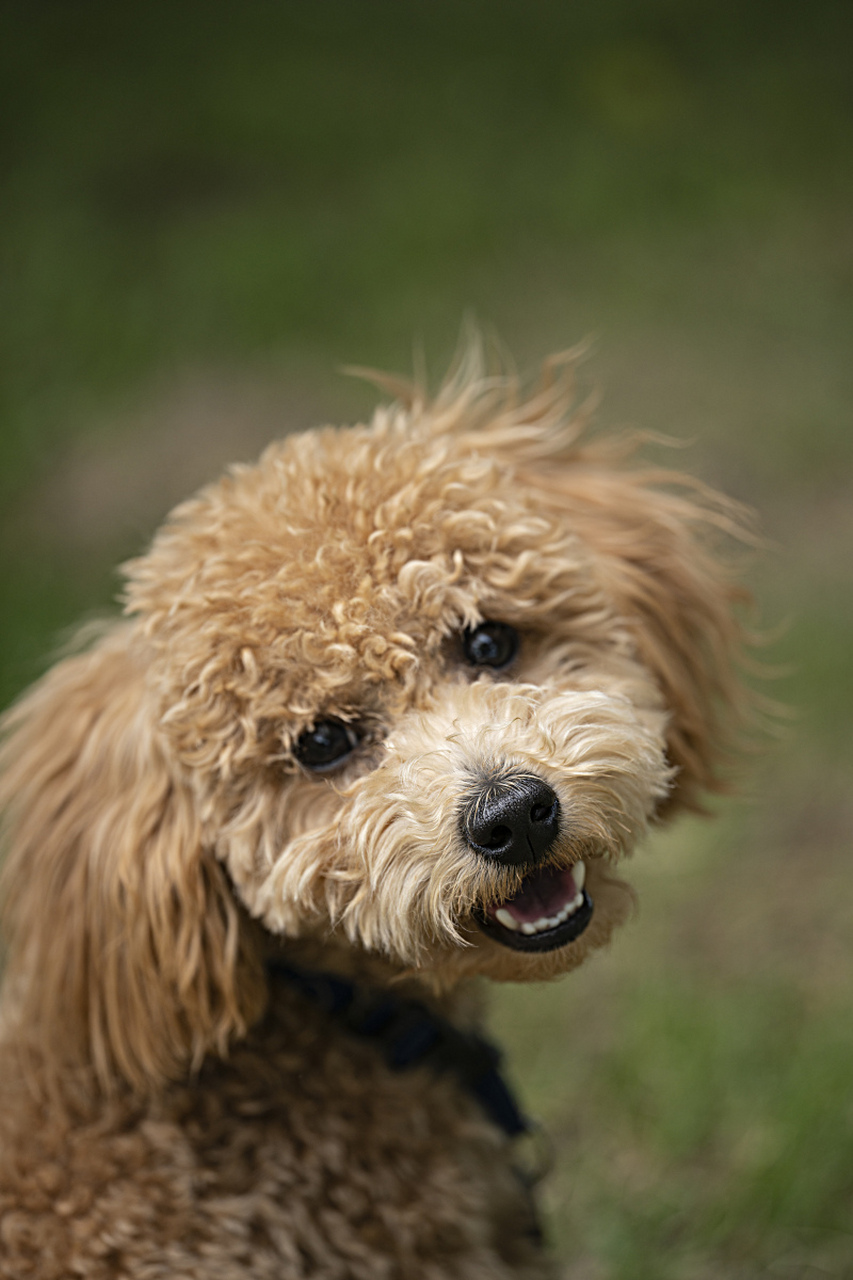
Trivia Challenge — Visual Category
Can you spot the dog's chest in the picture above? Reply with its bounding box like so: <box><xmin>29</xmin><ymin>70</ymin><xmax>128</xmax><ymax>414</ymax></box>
<box><xmin>170</xmin><ymin>997</ymin><xmax>552</xmax><ymax>1275</ymax></box>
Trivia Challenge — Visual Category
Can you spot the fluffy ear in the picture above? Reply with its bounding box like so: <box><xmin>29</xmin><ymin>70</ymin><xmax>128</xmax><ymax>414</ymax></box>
<box><xmin>0</xmin><ymin>624</ymin><xmax>265</xmax><ymax>1097</ymax></box>
<box><xmin>524</xmin><ymin>452</ymin><xmax>752</xmax><ymax>813</ymax></box>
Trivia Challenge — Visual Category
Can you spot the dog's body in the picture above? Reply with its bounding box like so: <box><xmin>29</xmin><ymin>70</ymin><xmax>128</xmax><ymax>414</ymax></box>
<box><xmin>0</xmin><ymin>353</ymin><xmax>747</xmax><ymax>1278</ymax></box>
<box><xmin>0</xmin><ymin>976</ymin><xmax>549</xmax><ymax>1278</ymax></box>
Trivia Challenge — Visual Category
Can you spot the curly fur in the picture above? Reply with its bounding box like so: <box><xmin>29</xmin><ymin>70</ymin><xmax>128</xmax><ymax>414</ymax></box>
<box><xmin>0</xmin><ymin>347</ymin><xmax>750</xmax><ymax>1277</ymax></box>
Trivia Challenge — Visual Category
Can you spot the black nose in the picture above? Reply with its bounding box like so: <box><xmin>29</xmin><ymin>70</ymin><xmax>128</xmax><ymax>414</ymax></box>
<box><xmin>461</xmin><ymin>776</ymin><xmax>561</xmax><ymax>867</ymax></box>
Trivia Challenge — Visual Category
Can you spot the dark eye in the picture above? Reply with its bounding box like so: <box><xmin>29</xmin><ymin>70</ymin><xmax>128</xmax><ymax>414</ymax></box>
<box><xmin>462</xmin><ymin>621</ymin><xmax>519</xmax><ymax>670</ymax></box>
<box><xmin>293</xmin><ymin>719</ymin><xmax>358</xmax><ymax>772</ymax></box>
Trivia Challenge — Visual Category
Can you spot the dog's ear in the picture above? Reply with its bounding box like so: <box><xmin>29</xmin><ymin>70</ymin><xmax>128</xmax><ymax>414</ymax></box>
<box><xmin>523</xmin><ymin>454</ymin><xmax>751</xmax><ymax>814</ymax></box>
<box><xmin>0</xmin><ymin>625</ymin><xmax>265</xmax><ymax>1097</ymax></box>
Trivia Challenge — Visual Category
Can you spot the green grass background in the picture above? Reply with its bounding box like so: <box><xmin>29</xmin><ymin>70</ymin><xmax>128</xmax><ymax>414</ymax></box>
<box><xmin>2</xmin><ymin>2</ymin><xmax>852</xmax><ymax>1274</ymax></box>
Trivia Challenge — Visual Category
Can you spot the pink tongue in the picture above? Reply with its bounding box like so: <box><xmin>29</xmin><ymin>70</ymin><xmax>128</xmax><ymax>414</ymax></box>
<box><xmin>493</xmin><ymin>865</ymin><xmax>578</xmax><ymax>924</ymax></box>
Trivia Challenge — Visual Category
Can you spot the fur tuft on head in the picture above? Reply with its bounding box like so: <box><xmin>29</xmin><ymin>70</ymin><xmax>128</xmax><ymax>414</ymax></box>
<box><xmin>348</xmin><ymin>335</ymin><xmax>598</xmax><ymax>463</ymax></box>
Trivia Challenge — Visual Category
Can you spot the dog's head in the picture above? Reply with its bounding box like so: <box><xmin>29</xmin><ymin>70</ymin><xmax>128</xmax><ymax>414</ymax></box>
<box><xmin>0</xmin><ymin>352</ymin><xmax>749</xmax><ymax>1093</ymax></box>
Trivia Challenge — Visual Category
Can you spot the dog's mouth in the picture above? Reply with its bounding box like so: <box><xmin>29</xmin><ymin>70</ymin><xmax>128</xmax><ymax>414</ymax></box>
<box><xmin>475</xmin><ymin>861</ymin><xmax>593</xmax><ymax>952</ymax></box>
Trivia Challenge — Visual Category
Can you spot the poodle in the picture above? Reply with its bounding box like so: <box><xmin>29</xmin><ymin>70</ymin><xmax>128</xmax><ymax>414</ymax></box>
<box><xmin>0</xmin><ymin>349</ymin><xmax>748</xmax><ymax>1278</ymax></box>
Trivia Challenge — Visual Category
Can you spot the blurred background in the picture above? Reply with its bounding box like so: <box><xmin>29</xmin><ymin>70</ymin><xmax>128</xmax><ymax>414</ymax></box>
<box><xmin>1</xmin><ymin>2</ymin><xmax>851</xmax><ymax>1274</ymax></box>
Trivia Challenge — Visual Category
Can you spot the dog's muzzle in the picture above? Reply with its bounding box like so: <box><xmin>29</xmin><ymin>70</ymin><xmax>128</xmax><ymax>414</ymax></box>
<box><xmin>462</xmin><ymin>774</ymin><xmax>594</xmax><ymax>953</ymax></box>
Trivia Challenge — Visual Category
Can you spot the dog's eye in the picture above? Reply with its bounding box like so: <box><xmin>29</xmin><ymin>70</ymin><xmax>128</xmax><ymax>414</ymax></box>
<box><xmin>462</xmin><ymin>622</ymin><xmax>519</xmax><ymax>670</ymax></box>
<box><xmin>293</xmin><ymin>719</ymin><xmax>358</xmax><ymax>772</ymax></box>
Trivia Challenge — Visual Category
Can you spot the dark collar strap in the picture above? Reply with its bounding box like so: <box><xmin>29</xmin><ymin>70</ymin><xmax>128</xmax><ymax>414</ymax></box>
<box><xmin>267</xmin><ymin>959</ymin><xmax>531</xmax><ymax>1139</ymax></box>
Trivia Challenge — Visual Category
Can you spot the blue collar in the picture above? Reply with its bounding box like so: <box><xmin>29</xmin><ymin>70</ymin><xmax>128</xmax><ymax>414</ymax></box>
<box><xmin>266</xmin><ymin>959</ymin><xmax>531</xmax><ymax>1140</ymax></box>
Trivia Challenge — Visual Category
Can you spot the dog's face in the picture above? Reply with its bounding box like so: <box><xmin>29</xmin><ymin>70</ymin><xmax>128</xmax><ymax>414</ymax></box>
<box><xmin>0</xmin><ymin>359</ymin><xmax>746</xmax><ymax>1088</ymax></box>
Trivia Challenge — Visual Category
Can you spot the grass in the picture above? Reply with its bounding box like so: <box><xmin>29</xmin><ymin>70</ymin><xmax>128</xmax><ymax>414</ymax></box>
<box><xmin>1</xmin><ymin>1</ymin><xmax>852</xmax><ymax>1273</ymax></box>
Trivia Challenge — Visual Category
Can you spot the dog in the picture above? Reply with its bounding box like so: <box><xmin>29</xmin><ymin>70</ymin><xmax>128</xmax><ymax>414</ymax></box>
<box><xmin>0</xmin><ymin>348</ymin><xmax>748</xmax><ymax>1278</ymax></box>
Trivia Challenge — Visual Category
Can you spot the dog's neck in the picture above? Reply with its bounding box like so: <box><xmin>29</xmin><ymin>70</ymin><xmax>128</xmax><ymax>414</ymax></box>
<box><xmin>264</xmin><ymin>955</ymin><xmax>533</xmax><ymax>1145</ymax></box>
<box><xmin>262</xmin><ymin>934</ymin><xmax>482</xmax><ymax>1023</ymax></box>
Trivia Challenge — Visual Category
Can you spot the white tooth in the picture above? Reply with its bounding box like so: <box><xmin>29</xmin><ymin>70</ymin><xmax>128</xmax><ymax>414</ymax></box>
<box><xmin>495</xmin><ymin>908</ymin><xmax>520</xmax><ymax>931</ymax></box>
<box><xmin>572</xmin><ymin>890</ymin><xmax>584</xmax><ymax>909</ymax></box>
<box><xmin>521</xmin><ymin>921</ymin><xmax>538</xmax><ymax>935</ymax></box>
<box><xmin>574</xmin><ymin>860</ymin><xmax>586</xmax><ymax>891</ymax></box>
